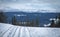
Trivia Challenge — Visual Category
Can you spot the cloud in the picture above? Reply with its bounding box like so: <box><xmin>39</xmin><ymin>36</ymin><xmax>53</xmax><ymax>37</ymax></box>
<box><xmin>0</xmin><ymin>0</ymin><xmax>60</xmax><ymax>12</ymax></box>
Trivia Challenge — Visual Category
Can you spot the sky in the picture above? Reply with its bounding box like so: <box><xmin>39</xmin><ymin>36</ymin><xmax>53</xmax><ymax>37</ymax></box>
<box><xmin>0</xmin><ymin>0</ymin><xmax>60</xmax><ymax>12</ymax></box>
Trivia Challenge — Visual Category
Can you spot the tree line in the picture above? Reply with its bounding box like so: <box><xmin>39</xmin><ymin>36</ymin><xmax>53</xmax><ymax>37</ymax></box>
<box><xmin>0</xmin><ymin>11</ymin><xmax>39</xmax><ymax>27</ymax></box>
<box><xmin>49</xmin><ymin>14</ymin><xmax>60</xmax><ymax>27</ymax></box>
<box><xmin>12</xmin><ymin>15</ymin><xmax>39</xmax><ymax>27</ymax></box>
<box><xmin>0</xmin><ymin>11</ymin><xmax>60</xmax><ymax>27</ymax></box>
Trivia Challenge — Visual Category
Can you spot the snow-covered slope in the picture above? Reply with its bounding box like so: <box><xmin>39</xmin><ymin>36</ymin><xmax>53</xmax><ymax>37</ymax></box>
<box><xmin>0</xmin><ymin>23</ymin><xmax>60</xmax><ymax>37</ymax></box>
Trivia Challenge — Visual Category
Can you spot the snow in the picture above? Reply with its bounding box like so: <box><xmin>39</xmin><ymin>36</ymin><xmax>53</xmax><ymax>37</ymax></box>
<box><xmin>0</xmin><ymin>23</ymin><xmax>60</xmax><ymax>37</ymax></box>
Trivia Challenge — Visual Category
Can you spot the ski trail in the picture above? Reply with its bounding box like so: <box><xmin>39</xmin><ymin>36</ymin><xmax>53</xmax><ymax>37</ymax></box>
<box><xmin>14</xmin><ymin>27</ymin><xmax>21</xmax><ymax>37</ymax></box>
<box><xmin>27</xmin><ymin>27</ymin><xmax>31</xmax><ymax>37</ymax></box>
<box><xmin>20</xmin><ymin>27</ymin><xmax>24</xmax><ymax>37</ymax></box>
<box><xmin>20</xmin><ymin>27</ymin><xmax>30</xmax><ymax>37</ymax></box>
<box><xmin>0</xmin><ymin>23</ymin><xmax>60</xmax><ymax>37</ymax></box>
<box><xmin>12</xmin><ymin>27</ymin><xmax>18</xmax><ymax>37</ymax></box>
<box><xmin>2</xmin><ymin>26</ymin><xmax>15</xmax><ymax>37</ymax></box>
<box><xmin>17</xmin><ymin>27</ymin><xmax>21</xmax><ymax>37</ymax></box>
<box><xmin>25</xmin><ymin>27</ymin><xmax>30</xmax><ymax>37</ymax></box>
<box><xmin>0</xmin><ymin>24</ymin><xmax>13</xmax><ymax>34</ymax></box>
<box><xmin>0</xmin><ymin>26</ymin><xmax>13</xmax><ymax>37</ymax></box>
<box><xmin>7</xmin><ymin>26</ymin><xmax>18</xmax><ymax>37</ymax></box>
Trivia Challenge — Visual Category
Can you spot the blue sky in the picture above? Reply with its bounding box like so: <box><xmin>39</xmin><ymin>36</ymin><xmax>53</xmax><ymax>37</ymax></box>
<box><xmin>0</xmin><ymin>0</ymin><xmax>60</xmax><ymax>12</ymax></box>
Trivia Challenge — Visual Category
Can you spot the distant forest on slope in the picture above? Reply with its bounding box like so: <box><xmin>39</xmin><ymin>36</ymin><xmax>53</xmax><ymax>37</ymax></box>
<box><xmin>0</xmin><ymin>11</ymin><xmax>60</xmax><ymax>27</ymax></box>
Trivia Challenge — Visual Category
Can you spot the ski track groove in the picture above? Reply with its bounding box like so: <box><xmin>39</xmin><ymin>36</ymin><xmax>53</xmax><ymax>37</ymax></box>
<box><xmin>0</xmin><ymin>25</ymin><xmax>12</xmax><ymax>35</ymax></box>
<box><xmin>7</xmin><ymin>26</ymin><xmax>17</xmax><ymax>37</ymax></box>
<box><xmin>0</xmin><ymin>26</ymin><xmax>13</xmax><ymax>37</ymax></box>
<box><xmin>27</xmin><ymin>27</ymin><xmax>31</xmax><ymax>37</ymax></box>
<box><xmin>18</xmin><ymin>27</ymin><xmax>21</xmax><ymax>37</ymax></box>
<box><xmin>0</xmin><ymin>23</ymin><xmax>60</xmax><ymax>37</ymax></box>
<box><xmin>12</xmin><ymin>27</ymin><xmax>18</xmax><ymax>37</ymax></box>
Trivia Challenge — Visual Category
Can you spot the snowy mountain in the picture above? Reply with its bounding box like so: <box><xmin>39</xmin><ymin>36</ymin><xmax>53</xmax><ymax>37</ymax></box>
<box><xmin>0</xmin><ymin>23</ymin><xmax>60</xmax><ymax>37</ymax></box>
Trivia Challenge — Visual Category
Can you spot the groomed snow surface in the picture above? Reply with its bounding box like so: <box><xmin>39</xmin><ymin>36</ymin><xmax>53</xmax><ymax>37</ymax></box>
<box><xmin>0</xmin><ymin>23</ymin><xmax>60</xmax><ymax>37</ymax></box>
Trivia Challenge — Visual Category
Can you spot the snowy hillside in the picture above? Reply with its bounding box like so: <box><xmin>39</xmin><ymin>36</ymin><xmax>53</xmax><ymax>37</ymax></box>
<box><xmin>0</xmin><ymin>23</ymin><xmax>60</xmax><ymax>37</ymax></box>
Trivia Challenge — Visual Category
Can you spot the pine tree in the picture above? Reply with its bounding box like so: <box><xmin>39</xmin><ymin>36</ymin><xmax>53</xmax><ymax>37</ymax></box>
<box><xmin>50</xmin><ymin>20</ymin><xmax>55</xmax><ymax>27</ymax></box>
<box><xmin>25</xmin><ymin>16</ymin><xmax>30</xmax><ymax>26</ymax></box>
<box><xmin>12</xmin><ymin>16</ymin><xmax>17</xmax><ymax>25</ymax></box>
<box><xmin>0</xmin><ymin>11</ymin><xmax>7</xmax><ymax>23</ymax></box>
<box><xmin>56</xmin><ymin>15</ymin><xmax>60</xmax><ymax>27</ymax></box>
<box><xmin>30</xmin><ymin>19</ymin><xmax>34</xmax><ymax>27</ymax></box>
<box><xmin>35</xmin><ymin>15</ymin><xmax>39</xmax><ymax>27</ymax></box>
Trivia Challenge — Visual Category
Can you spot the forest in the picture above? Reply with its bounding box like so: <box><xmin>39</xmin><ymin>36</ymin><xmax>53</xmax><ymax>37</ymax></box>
<box><xmin>0</xmin><ymin>11</ymin><xmax>60</xmax><ymax>27</ymax></box>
